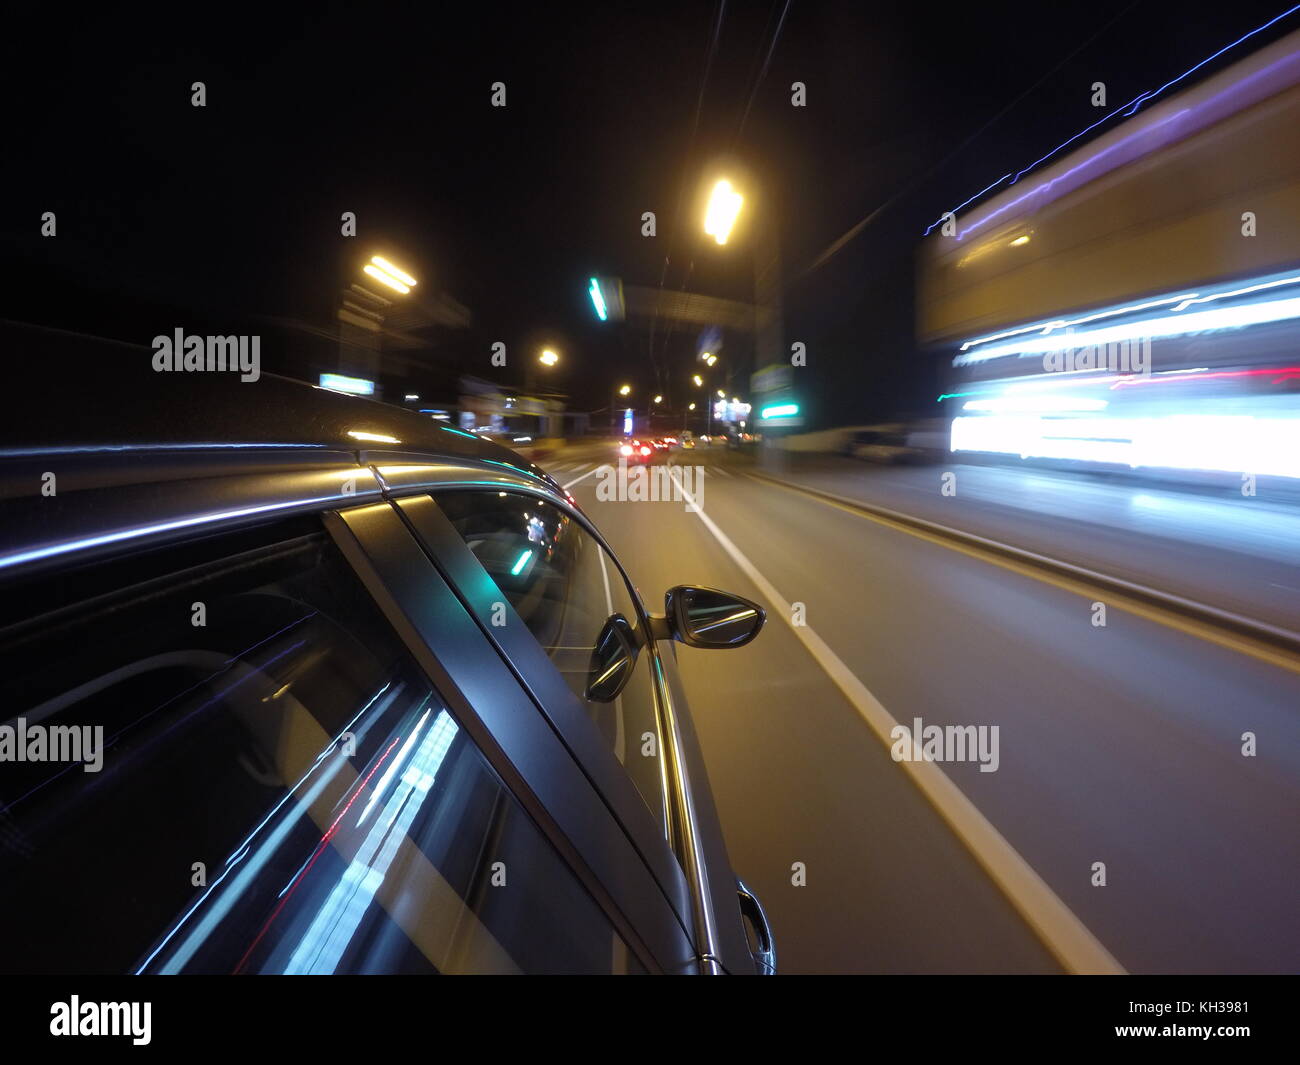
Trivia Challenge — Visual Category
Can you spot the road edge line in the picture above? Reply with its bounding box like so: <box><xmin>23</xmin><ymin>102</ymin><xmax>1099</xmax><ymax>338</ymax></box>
<box><xmin>669</xmin><ymin>468</ymin><xmax>1126</xmax><ymax>975</ymax></box>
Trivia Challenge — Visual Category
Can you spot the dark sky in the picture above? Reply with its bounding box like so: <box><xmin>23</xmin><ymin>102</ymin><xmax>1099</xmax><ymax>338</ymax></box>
<box><xmin>4</xmin><ymin>1</ymin><xmax>1295</xmax><ymax>427</ymax></box>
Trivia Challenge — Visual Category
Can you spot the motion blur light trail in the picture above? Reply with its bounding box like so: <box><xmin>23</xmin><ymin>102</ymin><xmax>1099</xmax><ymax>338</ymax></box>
<box><xmin>924</xmin><ymin>3</ymin><xmax>1300</xmax><ymax>234</ymax></box>
<box><xmin>945</xmin><ymin>266</ymin><xmax>1300</xmax><ymax>479</ymax></box>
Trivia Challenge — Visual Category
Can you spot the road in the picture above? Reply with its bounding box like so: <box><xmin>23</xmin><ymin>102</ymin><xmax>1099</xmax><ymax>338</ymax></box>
<box><xmin>544</xmin><ymin>443</ymin><xmax>1300</xmax><ymax>974</ymax></box>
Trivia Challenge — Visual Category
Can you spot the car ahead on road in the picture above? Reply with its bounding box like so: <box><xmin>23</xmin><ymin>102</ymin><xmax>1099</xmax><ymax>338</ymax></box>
<box><xmin>619</xmin><ymin>438</ymin><xmax>656</xmax><ymax>464</ymax></box>
<box><xmin>0</xmin><ymin>348</ymin><xmax>775</xmax><ymax>976</ymax></box>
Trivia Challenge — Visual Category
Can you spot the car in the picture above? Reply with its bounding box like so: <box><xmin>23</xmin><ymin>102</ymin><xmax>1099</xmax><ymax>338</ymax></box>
<box><xmin>0</xmin><ymin>341</ymin><xmax>775</xmax><ymax>977</ymax></box>
<box><xmin>679</xmin><ymin>431</ymin><xmax>696</xmax><ymax>450</ymax></box>
<box><xmin>844</xmin><ymin>422</ymin><xmax>943</xmax><ymax>465</ymax></box>
<box><xmin>619</xmin><ymin>438</ymin><xmax>656</xmax><ymax>464</ymax></box>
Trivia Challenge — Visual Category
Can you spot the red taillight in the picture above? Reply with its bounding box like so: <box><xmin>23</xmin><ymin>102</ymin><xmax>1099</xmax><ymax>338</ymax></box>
<box><xmin>620</xmin><ymin>444</ymin><xmax>633</xmax><ymax>456</ymax></box>
<box><xmin>640</xmin><ymin>446</ymin><xmax>651</xmax><ymax>456</ymax></box>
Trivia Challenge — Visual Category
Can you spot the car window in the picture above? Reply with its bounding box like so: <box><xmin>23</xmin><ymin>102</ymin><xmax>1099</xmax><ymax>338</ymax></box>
<box><xmin>433</xmin><ymin>491</ymin><xmax>669</xmax><ymax>832</ymax></box>
<box><xmin>0</xmin><ymin>527</ymin><xmax>642</xmax><ymax>974</ymax></box>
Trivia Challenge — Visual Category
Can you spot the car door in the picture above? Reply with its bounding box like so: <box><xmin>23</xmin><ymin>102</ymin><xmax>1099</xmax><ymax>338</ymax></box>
<box><xmin>324</xmin><ymin>500</ymin><xmax>699</xmax><ymax>972</ymax></box>
<box><xmin>377</xmin><ymin>483</ymin><xmax>760</xmax><ymax>972</ymax></box>
<box><xmin>0</xmin><ymin>497</ymin><xmax>695</xmax><ymax>974</ymax></box>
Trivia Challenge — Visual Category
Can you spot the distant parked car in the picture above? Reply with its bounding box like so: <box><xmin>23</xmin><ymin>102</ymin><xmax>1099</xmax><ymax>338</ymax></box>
<box><xmin>844</xmin><ymin>423</ymin><xmax>941</xmax><ymax>464</ymax></box>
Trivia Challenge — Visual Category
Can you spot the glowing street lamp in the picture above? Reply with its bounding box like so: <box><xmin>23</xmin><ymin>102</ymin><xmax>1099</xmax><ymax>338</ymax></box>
<box><xmin>618</xmin><ymin>384</ymin><xmax>631</xmax><ymax>396</ymax></box>
<box><xmin>688</xmin><ymin>402</ymin><xmax>696</xmax><ymax>411</ymax></box>
<box><xmin>717</xmin><ymin>389</ymin><xmax>725</xmax><ymax>398</ymax></box>
<box><xmin>692</xmin><ymin>374</ymin><xmax>703</xmax><ymax>387</ymax></box>
<box><xmin>364</xmin><ymin>255</ymin><xmax>418</xmax><ymax>294</ymax></box>
<box><xmin>653</xmin><ymin>395</ymin><xmax>663</xmax><ymax>404</ymax></box>
<box><xmin>704</xmin><ymin>179</ymin><xmax>743</xmax><ymax>246</ymax></box>
<box><xmin>539</xmin><ymin>349</ymin><xmax>559</xmax><ymax>366</ymax></box>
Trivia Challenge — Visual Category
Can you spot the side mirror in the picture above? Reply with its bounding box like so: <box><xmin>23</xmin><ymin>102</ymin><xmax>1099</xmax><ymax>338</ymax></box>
<box><xmin>664</xmin><ymin>586</ymin><xmax>765</xmax><ymax>649</ymax></box>
<box><xmin>586</xmin><ymin>613</ymin><xmax>639</xmax><ymax>702</ymax></box>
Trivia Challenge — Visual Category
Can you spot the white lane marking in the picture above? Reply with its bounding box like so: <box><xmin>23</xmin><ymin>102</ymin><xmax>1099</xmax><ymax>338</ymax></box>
<box><xmin>710</xmin><ymin>466</ymin><xmax>731</xmax><ymax>478</ymax></box>
<box><xmin>665</xmin><ymin>468</ymin><xmax>1125</xmax><ymax>975</ymax></box>
<box><xmin>563</xmin><ymin>466</ymin><xmax>601</xmax><ymax>490</ymax></box>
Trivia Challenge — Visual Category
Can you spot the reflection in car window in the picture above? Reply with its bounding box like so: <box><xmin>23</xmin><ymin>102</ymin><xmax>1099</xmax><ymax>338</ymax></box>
<box><xmin>434</xmin><ymin>492</ymin><xmax>669</xmax><ymax>832</ymax></box>
<box><xmin>0</xmin><ymin>530</ymin><xmax>642</xmax><ymax>974</ymax></box>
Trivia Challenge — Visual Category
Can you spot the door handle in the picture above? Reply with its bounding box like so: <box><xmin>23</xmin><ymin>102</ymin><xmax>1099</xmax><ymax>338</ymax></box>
<box><xmin>736</xmin><ymin>878</ymin><xmax>776</xmax><ymax>974</ymax></box>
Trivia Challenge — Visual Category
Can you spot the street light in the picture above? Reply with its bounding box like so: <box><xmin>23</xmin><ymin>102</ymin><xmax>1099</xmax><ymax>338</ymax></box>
<box><xmin>688</xmin><ymin>402</ymin><xmax>696</xmax><ymax>410</ymax></box>
<box><xmin>692</xmin><ymin>374</ymin><xmax>703</xmax><ymax>387</ymax></box>
<box><xmin>717</xmin><ymin>389</ymin><xmax>725</xmax><ymax>398</ymax></box>
<box><xmin>619</xmin><ymin>384</ymin><xmax>631</xmax><ymax>396</ymax></box>
<box><xmin>654</xmin><ymin>395</ymin><xmax>663</xmax><ymax>404</ymax></box>
<box><xmin>539</xmin><ymin>349</ymin><xmax>559</xmax><ymax>366</ymax></box>
<box><xmin>704</xmin><ymin>179</ymin><xmax>743</xmax><ymax>245</ymax></box>
<box><xmin>364</xmin><ymin>255</ymin><xmax>418</xmax><ymax>294</ymax></box>
<box><xmin>704</xmin><ymin>353</ymin><xmax>717</xmax><ymax>367</ymax></box>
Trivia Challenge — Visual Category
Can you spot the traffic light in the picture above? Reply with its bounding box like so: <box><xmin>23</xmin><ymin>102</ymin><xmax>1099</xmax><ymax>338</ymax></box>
<box><xmin>587</xmin><ymin>276</ymin><xmax>625</xmax><ymax>322</ymax></box>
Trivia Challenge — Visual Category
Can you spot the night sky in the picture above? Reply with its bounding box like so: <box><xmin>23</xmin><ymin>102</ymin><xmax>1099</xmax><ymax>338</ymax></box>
<box><xmin>4</xmin><ymin>1</ymin><xmax>1295</xmax><ymax>427</ymax></box>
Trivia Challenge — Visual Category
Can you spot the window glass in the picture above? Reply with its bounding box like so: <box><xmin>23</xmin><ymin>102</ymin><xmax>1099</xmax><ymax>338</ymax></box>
<box><xmin>0</xmin><ymin>529</ymin><xmax>642</xmax><ymax>974</ymax></box>
<box><xmin>433</xmin><ymin>492</ymin><xmax>668</xmax><ymax>831</ymax></box>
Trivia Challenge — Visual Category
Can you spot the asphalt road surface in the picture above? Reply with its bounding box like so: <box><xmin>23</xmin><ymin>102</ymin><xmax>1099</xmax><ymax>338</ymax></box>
<box><xmin>543</xmin><ymin>443</ymin><xmax>1300</xmax><ymax>974</ymax></box>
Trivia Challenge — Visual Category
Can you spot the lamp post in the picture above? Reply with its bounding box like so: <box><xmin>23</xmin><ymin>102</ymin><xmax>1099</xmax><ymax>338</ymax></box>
<box><xmin>612</xmin><ymin>383</ymin><xmax>632</xmax><ymax>435</ymax></box>
<box><xmin>703</xmin><ymin>172</ymin><xmax>785</xmax><ymax>466</ymax></box>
